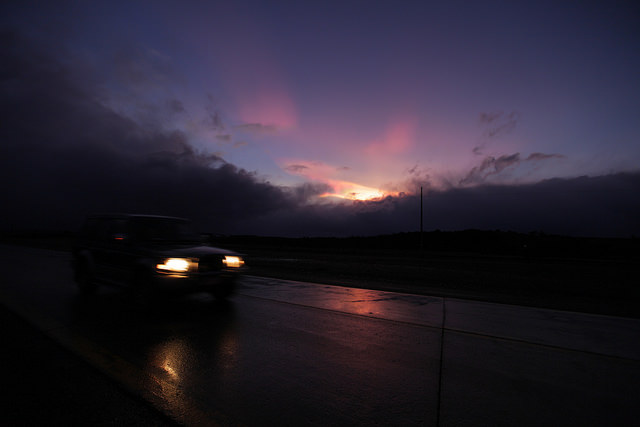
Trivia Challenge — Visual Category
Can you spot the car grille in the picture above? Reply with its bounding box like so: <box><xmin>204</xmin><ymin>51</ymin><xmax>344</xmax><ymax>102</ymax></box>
<box><xmin>198</xmin><ymin>255</ymin><xmax>224</xmax><ymax>273</ymax></box>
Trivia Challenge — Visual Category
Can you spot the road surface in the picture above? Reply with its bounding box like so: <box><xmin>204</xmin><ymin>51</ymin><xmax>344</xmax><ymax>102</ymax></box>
<box><xmin>1</xmin><ymin>244</ymin><xmax>639</xmax><ymax>426</ymax></box>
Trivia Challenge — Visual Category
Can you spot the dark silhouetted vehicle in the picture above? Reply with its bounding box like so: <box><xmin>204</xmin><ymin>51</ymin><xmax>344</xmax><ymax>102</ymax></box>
<box><xmin>72</xmin><ymin>214</ymin><xmax>244</xmax><ymax>302</ymax></box>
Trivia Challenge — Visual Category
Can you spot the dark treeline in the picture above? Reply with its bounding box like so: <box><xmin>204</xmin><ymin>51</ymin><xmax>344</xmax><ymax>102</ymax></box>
<box><xmin>213</xmin><ymin>230</ymin><xmax>640</xmax><ymax>261</ymax></box>
<box><xmin>2</xmin><ymin>228</ymin><xmax>639</xmax><ymax>261</ymax></box>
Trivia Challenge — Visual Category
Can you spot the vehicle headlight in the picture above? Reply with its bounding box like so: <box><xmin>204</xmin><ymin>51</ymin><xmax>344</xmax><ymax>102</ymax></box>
<box><xmin>222</xmin><ymin>256</ymin><xmax>244</xmax><ymax>268</ymax></box>
<box><xmin>156</xmin><ymin>258</ymin><xmax>195</xmax><ymax>273</ymax></box>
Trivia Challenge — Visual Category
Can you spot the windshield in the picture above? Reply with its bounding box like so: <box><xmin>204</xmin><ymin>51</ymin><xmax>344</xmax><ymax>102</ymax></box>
<box><xmin>130</xmin><ymin>217</ymin><xmax>200</xmax><ymax>243</ymax></box>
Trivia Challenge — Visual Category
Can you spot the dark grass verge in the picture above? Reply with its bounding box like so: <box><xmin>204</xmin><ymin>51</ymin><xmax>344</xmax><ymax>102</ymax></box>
<box><xmin>224</xmin><ymin>242</ymin><xmax>640</xmax><ymax>319</ymax></box>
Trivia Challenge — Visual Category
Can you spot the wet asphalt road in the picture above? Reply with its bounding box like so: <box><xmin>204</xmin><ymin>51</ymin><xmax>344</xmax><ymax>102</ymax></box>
<box><xmin>1</xmin><ymin>305</ymin><xmax>178</xmax><ymax>426</ymax></box>
<box><xmin>2</xmin><ymin>244</ymin><xmax>640</xmax><ymax>426</ymax></box>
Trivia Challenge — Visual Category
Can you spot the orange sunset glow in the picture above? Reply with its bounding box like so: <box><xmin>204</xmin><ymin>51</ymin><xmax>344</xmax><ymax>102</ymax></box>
<box><xmin>320</xmin><ymin>180</ymin><xmax>397</xmax><ymax>201</ymax></box>
<box><xmin>281</xmin><ymin>159</ymin><xmax>401</xmax><ymax>201</ymax></box>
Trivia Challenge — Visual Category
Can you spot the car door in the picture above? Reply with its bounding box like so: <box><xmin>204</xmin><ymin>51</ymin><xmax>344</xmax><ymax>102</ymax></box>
<box><xmin>98</xmin><ymin>218</ymin><xmax>132</xmax><ymax>286</ymax></box>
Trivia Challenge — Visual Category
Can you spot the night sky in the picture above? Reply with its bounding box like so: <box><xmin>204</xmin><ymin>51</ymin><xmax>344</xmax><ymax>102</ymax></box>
<box><xmin>2</xmin><ymin>1</ymin><xmax>639</xmax><ymax>237</ymax></box>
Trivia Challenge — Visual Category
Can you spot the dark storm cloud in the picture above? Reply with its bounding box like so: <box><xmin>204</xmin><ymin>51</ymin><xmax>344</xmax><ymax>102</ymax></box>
<box><xmin>0</xmin><ymin>30</ymin><xmax>299</xmax><ymax>232</ymax></box>
<box><xmin>290</xmin><ymin>182</ymin><xmax>332</xmax><ymax>201</ymax></box>
<box><xmin>479</xmin><ymin>111</ymin><xmax>520</xmax><ymax>139</ymax></box>
<box><xmin>420</xmin><ymin>173</ymin><xmax>640</xmax><ymax>238</ymax></box>
<box><xmin>460</xmin><ymin>153</ymin><xmax>522</xmax><ymax>185</ymax></box>
<box><xmin>473</xmin><ymin>111</ymin><xmax>521</xmax><ymax>155</ymax></box>
<box><xmin>460</xmin><ymin>152</ymin><xmax>565</xmax><ymax>186</ymax></box>
<box><xmin>204</xmin><ymin>94</ymin><xmax>226</xmax><ymax>131</ymax></box>
<box><xmin>526</xmin><ymin>152</ymin><xmax>565</xmax><ymax>162</ymax></box>
<box><xmin>249</xmin><ymin>173</ymin><xmax>640</xmax><ymax>238</ymax></box>
<box><xmin>404</xmin><ymin>164</ymin><xmax>436</xmax><ymax>193</ymax></box>
<box><xmin>2</xmin><ymin>29</ymin><xmax>639</xmax><ymax>238</ymax></box>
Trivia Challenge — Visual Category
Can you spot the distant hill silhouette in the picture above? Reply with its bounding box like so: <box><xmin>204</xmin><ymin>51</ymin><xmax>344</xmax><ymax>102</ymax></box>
<box><xmin>2</xmin><ymin>228</ymin><xmax>639</xmax><ymax>261</ymax></box>
<box><xmin>212</xmin><ymin>230</ymin><xmax>639</xmax><ymax>261</ymax></box>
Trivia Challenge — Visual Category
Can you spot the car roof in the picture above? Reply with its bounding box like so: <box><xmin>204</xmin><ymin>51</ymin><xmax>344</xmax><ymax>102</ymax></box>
<box><xmin>86</xmin><ymin>214</ymin><xmax>189</xmax><ymax>222</ymax></box>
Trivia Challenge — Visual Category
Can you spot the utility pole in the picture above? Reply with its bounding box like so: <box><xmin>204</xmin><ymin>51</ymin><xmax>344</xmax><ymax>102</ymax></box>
<box><xmin>420</xmin><ymin>186</ymin><xmax>424</xmax><ymax>251</ymax></box>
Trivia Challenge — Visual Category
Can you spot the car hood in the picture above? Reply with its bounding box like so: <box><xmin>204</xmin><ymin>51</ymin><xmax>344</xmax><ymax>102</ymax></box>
<box><xmin>154</xmin><ymin>245</ymin><xmax>240</xmax><ymax>258</ymax></box>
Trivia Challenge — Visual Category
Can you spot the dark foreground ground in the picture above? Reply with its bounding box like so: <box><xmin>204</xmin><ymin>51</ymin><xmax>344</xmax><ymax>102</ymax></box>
<box><xmin>1</xmin><ymin>231</ymin><xmax>639</xmax><ymax>425</ymax></box>
<box><xmin>1</xmin><ymin>306</ymin><xmax>178</xmax><ymax>426</ymax></box>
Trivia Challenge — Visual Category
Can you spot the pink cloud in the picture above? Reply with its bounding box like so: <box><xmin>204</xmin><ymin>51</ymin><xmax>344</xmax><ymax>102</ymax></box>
<box><xmin>236</xmin><ymin>86</ymin><xmax>297</xmax><ymax>130</ymax></box>
<box><xmin>365</xmin><ymin>116</ymin><xmax>417</xmax><ymax>156</ymax></box>
<box><xmin>198</xmin><ymin>10</ymin><xmax>298</xmax><ymax>131</ymax></box>
<box><xmin>282</xmin><ymin>159</ymin><xmax>341</xmax><ymax>181</ymax></box>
